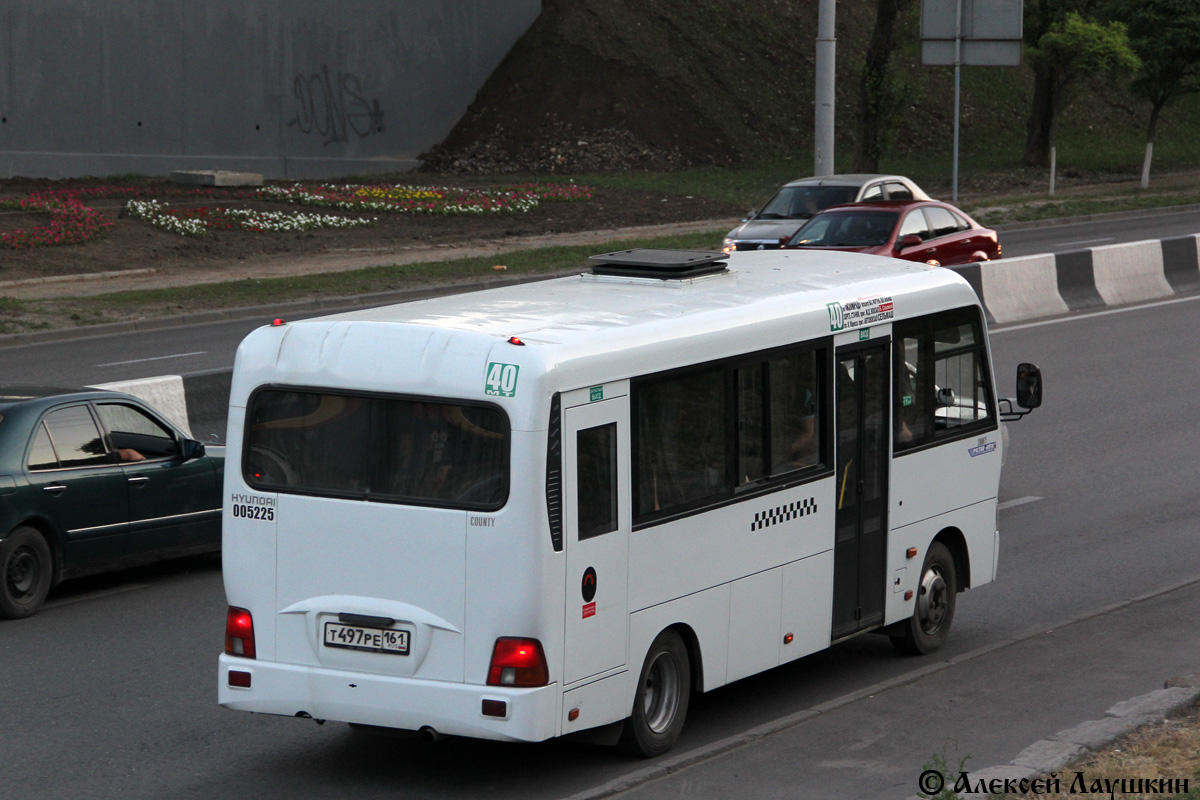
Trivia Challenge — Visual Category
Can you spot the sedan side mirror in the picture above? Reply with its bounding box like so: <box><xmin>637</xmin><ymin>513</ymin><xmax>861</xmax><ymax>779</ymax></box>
<box><xmin>897</xmin><ymin>234</ymin><xmax>923</xmax><ymax>250</ymax></box>
<box><xmin>180</xmin><ymin>438</ymin><xmax>207</xmax><ymax>460</ymax></box>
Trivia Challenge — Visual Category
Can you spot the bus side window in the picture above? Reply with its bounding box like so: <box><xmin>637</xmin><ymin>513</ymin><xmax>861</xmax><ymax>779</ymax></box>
<box><xmin>577</xmin><ymin>423</ymin><xmax>618</xmax><ymax>539</ymax></box>
<box><xmin>894</xmin><ymin>307</ymin><xmax>995</xmax><ymax>453</ymax></box>
<box><xmin>895</xmin><ymin>327</ymin><xmax>934</xmax><ymax>449</ymax></box>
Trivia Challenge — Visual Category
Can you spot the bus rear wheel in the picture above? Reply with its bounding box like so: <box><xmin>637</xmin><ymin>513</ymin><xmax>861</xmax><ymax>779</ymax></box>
<box><xmin>619</xmin><ymin>629</ymin><xmax>691</xmax><ymax>757</ymax></box>
<box><xmin>891</xmin><ymin>541</ymin><xmax>956</xmax><ymax>655</ymax></box>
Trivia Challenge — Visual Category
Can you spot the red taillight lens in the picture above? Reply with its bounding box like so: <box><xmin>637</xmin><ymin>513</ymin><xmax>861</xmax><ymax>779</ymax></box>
<box><xmin>487</xmin><ymin>637</ymin><xmax>549</xmax><ymax>687</ymax></box>
<box><xmin>225</xmin><ymin>606</ymin><xmax>256</xmax><ymax>659</ymax></box>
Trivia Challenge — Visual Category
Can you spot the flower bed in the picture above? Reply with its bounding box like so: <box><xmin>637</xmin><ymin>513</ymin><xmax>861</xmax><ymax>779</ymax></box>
<box><xmin>259</xmin><ymin>182</ymin><xmax>593</xmax><ymax>215</ymax></box>
<box><xmin>0</xmin><ymin>181</ymin><xmax>593</xmax><ymax>247</ymax></box>
<box><xmin>0</xmin><ymin>194</ymin><xmax>115</xmax><ymax>250</ymax></box>
<box><xmin>125</xmin><ymin>200</ymin><xmax>375</xmax><ymax>236</ymax></box>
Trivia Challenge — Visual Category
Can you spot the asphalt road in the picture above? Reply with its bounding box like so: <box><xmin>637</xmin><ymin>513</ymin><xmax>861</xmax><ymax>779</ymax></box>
<box><xmin>5</xmin><ymin>212</ymin><xmax>1200</xmax><ymax>799</ymax></box>
<box><xmin>6</xmin><ymin>275</ymin><xmax>1200</xmax><ymax>796</ymax></box>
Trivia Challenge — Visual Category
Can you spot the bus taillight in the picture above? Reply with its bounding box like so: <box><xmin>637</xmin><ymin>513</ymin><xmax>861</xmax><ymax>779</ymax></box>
<box><xmin>225</xmin><ymin>606</ymin><xmax>256</xmax><ymax>659</ymax></box>
<box><xmin>487</xmin><ymin>637</ymin><xmax>549</xmax><ymax>687</ymax></box>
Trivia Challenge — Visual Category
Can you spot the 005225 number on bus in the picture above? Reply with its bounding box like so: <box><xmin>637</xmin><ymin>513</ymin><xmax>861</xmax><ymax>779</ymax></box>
<box><xmin>231</xmin><ymin>504</ymin><xmax>275</xmax><ymax>521</ymax></box>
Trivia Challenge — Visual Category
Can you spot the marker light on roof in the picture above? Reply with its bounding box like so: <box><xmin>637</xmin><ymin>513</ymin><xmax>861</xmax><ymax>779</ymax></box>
<box><xmin>271</xmin><ymin>318</ymin><xmax>286</xmax><ymax>326</ymax></box>
<box><xmin>508</xmin><ymin>336</ymin><xmax>525</xmax><ymax>346</ymax></box>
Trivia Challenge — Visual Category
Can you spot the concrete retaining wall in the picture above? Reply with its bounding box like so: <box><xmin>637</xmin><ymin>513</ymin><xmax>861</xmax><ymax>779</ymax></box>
<box><xmin>0</xmin><ymin>0</ymin><xmax>541</xmax><ymax>179</ymax></box>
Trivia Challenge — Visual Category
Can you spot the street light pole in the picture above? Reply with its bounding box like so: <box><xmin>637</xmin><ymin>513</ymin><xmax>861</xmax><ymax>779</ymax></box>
<box><xmin>814</xmin><ymin>0</ymin><xmax>836</xmax><ymax>175</ymax></box>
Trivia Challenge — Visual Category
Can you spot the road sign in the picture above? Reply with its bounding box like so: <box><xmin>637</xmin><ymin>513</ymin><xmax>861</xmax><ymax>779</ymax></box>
<box><xmin>921</xmin><ymin>0</ymin><xmax>1023</xmax><ymax>66</ymax></box>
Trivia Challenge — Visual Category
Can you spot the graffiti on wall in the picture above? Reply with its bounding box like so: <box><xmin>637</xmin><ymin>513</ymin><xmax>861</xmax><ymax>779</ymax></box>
<box><xmin>288</xmin><ymin>66</ymin><xmax>385</xmax><ymax>146</ymax></box>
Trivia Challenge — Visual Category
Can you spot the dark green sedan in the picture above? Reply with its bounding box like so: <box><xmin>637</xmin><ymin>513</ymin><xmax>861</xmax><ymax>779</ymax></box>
<box><xmin>0</xmin><ymin>387</ymin><xmax>223</xmax><ymax>618</ymax></box>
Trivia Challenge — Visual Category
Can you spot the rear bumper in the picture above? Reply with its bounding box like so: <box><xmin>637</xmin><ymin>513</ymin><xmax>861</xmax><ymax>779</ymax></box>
<box><xmin>218</xmin><ymin>654</ymin><xmax>559</xmax><ymax>742</ymax></box>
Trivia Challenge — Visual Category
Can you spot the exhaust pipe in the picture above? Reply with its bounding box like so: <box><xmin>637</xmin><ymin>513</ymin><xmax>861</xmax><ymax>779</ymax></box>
<box><xmin>418</xmin><ymin>726</ymin><xmax>442</xmax><ymax>744</ymax></box>
<box><xmin>294</xmin><ymin>711</ymin><xmax>326</xmax><ymax>726</ymax></box>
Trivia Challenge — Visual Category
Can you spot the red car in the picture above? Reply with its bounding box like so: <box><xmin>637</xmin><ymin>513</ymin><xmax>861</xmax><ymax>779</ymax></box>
<box><xmin>781</xmin><ymin>200</ymin><xmax>1000</xmax><ymax>266</ymax></box>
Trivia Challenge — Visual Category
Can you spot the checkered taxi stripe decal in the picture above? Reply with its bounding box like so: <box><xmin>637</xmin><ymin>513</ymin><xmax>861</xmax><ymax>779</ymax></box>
<box><xmin>751</xmin><ymin>498</ymin><xmax>817</xmax><ymax>531</ymax></box>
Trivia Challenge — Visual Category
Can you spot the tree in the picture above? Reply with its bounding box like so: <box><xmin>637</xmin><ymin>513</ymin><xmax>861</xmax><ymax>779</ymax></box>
<box><xmin>1022</xmin><ymin>5</ymin><xmax>1139</xmax><ymax>166</ymax></box>
<box><xmin>852</xmin><ymin>0</ymin><xmax>915</xmax><ymax>173</ymax></box>
<box><xmin>1105</xmin><ymin>0</ymin><xmax>1200</xmax><ymax>187</ymax></box>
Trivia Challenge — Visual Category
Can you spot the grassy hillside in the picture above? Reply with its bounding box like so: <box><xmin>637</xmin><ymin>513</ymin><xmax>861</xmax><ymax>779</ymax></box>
<box><xmin>424</xmin><ymin>0</ymin><xmax>1200</xmax><ymax>184</ymax></box>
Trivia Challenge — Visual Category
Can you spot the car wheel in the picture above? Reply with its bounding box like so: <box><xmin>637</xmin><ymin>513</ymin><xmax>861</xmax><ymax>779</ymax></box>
<box><xmin>891</xmin><ymin>541</ymin><xmax>956</xmax><ymax>655</ymax></box>
<box><xmin>618</xmin><ymin>629</ymin><xmax>691</xmax><ymax>757</ymax></box>
<box><xmin>1</xmin><ymin>526</ymin><xmax>53</xmax><ymax>619</ymax></box>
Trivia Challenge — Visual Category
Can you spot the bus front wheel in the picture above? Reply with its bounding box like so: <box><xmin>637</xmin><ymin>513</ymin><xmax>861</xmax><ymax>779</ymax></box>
<box><xmin>891</xmin><ymin>541</ymin><xmax>957</xmax><ymax>655</ymax></box>
<box><xmin>619</xmin><ymin>629</ymin><xmax>691</xmax><ymax>757</ymax></box>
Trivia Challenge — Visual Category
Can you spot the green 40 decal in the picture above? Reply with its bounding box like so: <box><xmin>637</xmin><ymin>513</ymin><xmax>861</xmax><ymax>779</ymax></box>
<box><xmin>484</xmin><ymin>362</ymin><xmax>520</xmax><ymax>397</ymax></box>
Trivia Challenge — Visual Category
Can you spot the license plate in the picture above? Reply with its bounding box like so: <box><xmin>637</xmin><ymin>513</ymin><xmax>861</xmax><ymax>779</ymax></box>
<box><xmin>323</xmin><ymin>622</ymin><xmax>410</xmax><ymax>655</ymax></box>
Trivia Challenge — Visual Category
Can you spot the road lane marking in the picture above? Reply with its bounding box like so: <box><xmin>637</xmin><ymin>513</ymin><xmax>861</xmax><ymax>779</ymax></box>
<box><xmin>1058</xmin><ymin>238</ymin><xmax>1115</xmax><ymax>247</ymax></box>
<box><xmin>998</xmin><ymin>496</ymin><xmax>1043</xmax><ymax>511</ymax></box>
<box><xmin>96</xmin><ymin>351</ymin><xmax>207</xmax><ymax>367</ymax></box>
<box><xmin>992</xmin><ymin>292</ymin><xmax>1200</xmax><ymax>335</ymax></box>
<box><xmin>42</xmin><ymin>583</ymin><xmax>149</xmax><ymax>610</ymax></box>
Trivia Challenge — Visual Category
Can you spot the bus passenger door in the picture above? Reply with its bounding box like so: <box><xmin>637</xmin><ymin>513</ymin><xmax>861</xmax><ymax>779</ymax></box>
<box><xmin>562</xmin><ymin>393</ymin><xmax>630</xmax><ymax>686</ymax></box>
<box><xmin>832</xmin><ymin>341</ymin><xmax>890</xmax><ymax>640</ymax></box>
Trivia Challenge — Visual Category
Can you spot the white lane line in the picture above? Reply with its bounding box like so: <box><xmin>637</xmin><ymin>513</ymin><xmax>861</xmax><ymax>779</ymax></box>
<box><xmin>991</xmin><ymin>292</ymin><xmax>1200</xmax><ymax>335</ymax></box>
<box><xmin>998</xmin><ymin>496</ymin><xmax>1043</xmax><ymax>511</ymax></box>
<box><xmin>1058</xmin><ymin>238</ymin><xmax>1115</xmax><ymax>247</ymax></box>
<box><xmin>42</xmin><ymin>583</ymin><xmax>149</xmax><ymax>610</ymax></box>
<box><xmin>96</xmin><ymin>351</ymin><xmax>207</xmax><ymax>367</ymax></box>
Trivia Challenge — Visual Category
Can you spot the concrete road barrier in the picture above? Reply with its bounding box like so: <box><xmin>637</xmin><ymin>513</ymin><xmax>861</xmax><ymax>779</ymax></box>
<box><xmin>957</xmin><ymin>233</ymin><xmax>1200</xmax><ymax>325</ymax></box>
<box><xmin>90</xmin><ymin>375</ymin><xmax>193</xmax><ymax>437</ymax></box>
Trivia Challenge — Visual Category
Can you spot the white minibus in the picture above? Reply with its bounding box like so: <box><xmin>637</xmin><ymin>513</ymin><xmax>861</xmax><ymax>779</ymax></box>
<box><xmin>218</xmin><ymin>249</ymin><xmax>1040</xmax><ymax>756</ymax></box>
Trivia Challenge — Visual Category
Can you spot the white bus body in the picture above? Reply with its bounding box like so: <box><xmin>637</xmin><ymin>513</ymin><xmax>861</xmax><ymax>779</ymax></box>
<box><xmin>218</xmin><ymin>249</ymin><xmax>1012</xmax><ymax>754</ymax></box>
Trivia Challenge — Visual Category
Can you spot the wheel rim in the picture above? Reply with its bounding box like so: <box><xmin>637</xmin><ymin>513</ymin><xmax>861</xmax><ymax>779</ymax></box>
<box><xmin>641</xmin><ymin>650</ymin><xmax>682</xmax><ymax>734</ymax></box>
<box><xmin>6</xmin><ymin>544</ymin><xmax>40</xmax><ymax>601</ymax></box>
<box><xmin>916</xmin><ymin>564</ymin><xmax>948</xmax><ymax>635</ymax></box>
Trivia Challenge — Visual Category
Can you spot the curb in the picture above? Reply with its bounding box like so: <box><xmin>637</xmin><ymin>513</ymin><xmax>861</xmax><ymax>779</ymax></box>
<box><xmin>905</xmin><ymin>676</ymin><xmax>1200</xmax><ymax>799</ymax></box>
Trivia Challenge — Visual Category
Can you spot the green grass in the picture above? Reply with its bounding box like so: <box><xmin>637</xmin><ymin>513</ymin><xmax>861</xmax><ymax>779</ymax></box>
<box><xmin>35</xmin><ymin>231</ymin><xmax>727</xmax><ymax>329</ymax></box>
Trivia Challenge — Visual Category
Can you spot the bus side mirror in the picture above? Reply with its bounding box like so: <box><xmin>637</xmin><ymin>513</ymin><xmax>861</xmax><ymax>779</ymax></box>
<box><xmin>1016</xmin><ymin>363</ymin><xmax>1042</xmax><ymax>409</ymax></box>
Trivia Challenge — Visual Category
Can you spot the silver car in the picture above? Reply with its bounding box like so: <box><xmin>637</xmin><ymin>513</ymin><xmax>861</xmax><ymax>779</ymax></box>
<box><xmin>722</xmin><ymin>174</ymin><xmax>931</xmax><ymax>252</ymax></box>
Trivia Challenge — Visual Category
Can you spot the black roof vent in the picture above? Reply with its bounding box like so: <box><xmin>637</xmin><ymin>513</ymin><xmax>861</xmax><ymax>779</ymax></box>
<box><xmin>588</xmin><ymin>248</ymin><xmax>728</xmax><ymax>279</ymax></box>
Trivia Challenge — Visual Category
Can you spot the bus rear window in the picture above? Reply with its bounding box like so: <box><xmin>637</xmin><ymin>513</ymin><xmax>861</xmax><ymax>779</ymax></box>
<box><xmin>243</xmin><ymin>389</ymin><xmax>509</xmax><ymax>510</ymax></box>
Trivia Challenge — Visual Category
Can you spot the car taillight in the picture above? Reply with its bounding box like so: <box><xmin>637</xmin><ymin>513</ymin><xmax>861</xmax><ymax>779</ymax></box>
<box><xmin>225</xmin><ymin>606</ymin><xmax>256</xmax><ymax>659</ymax></box>
<box><xmin>487</xmin><ymin>637</ymin><xmax>549</xmax><ymax>687</ymax></box>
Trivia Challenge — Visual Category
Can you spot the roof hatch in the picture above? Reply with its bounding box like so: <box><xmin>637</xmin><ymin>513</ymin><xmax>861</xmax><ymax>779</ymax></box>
<box><xmin>588</xmin><ymin>249</ymin><xmax>728</xmax><ymax>280</ymax></box>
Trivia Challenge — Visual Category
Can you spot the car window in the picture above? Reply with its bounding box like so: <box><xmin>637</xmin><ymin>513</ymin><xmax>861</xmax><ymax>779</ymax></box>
<box><xmin>42</xmin><ymin>405</ymin><xmax>109</xmax><ymax>469</ymax></box>
<box><xmin>898</xmin><ymin>209</ymin><xmax>931</xmax><ymax>241</ymax></box>
<box><xmin>924</xmin><ymin>206</ymin><xmax>961</xmax><ymax>238</ymax></box>
<box><xmin>96</xmin><ymin>403</ymin><xmax>179</xmax><ymax>461</ymax></box>
<box><xmin>27</xmin><ymin>422</ymin><xmax>59</xmax><ymax>470</ymax></box>
<box><xmin>791</xmin><ymin>211</ymin><xmax>897</xmax><ymax>247</ymax></box>
<box><xmin>949</xmin><ymin>209</ymin><xmax>972</xmax><ymax>231</ymax></box>
<box><xmin>884</xmin><ymin>182</ymin><xmax>914</xmax><ymax>201</ymax></box>
<box><xmin>859</xmin><ymin>184</ymin><xmax>884</xmax><ymax>201</ymax></box>
<box><xmin>760</xmin><ymin>185</ymin><xmax>858</xmax><ymax>219</ymax></box>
